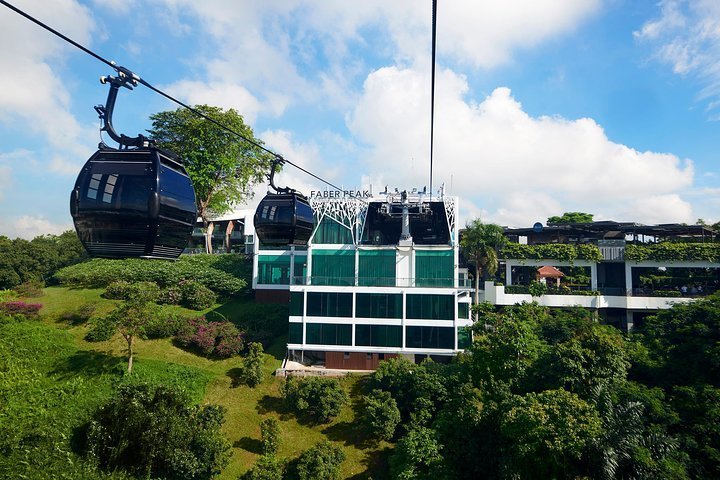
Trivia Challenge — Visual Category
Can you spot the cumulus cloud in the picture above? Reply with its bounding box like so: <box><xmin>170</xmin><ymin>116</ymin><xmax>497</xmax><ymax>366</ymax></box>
<box><xmin>635</xmin><ymin>0</ymin><xmax>720</xmax><ymax>116</ymax></box>
<box><xmin>0</xmin><ymin>215</ymin><xmax>73</xmax><ymax>240</ymax></box>
<box><xmin>0</xmin><ymin>165</ymin><xmax>10</xmax><ymax>201</ymax></box>
<box><xmin>0</xmin><ymin>0</ymin><xmax>97</xmax><ymax>174</ymax></box>
<box><xmin>157</xmin><ymin>0</ymin><xmax>600</xmax><ymax>119</ymax></box>
<box><xmin>347</xmin><ymin>67</ymin><xmax>695</xmax><ymax>226</ymax></box>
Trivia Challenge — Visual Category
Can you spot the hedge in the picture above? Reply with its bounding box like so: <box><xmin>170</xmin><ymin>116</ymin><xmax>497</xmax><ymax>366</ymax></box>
<box><xmin>53</xmin><ymin>255</ymin><xmax>249</xmax><ymax>297</ymax></box>
<box><xmin>625</xmin><ymin>243</ymin><xmax>720</xmax><ymax>262</ymax></box>
<box><xmin>501</xmin><ymin>243</ymin><xmax>602</xmax><ymax>262</ymax></box>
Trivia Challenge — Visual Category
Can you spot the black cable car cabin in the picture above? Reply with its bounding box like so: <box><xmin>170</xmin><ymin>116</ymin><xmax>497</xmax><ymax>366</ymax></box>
<box><xmin>254</xmin><ymin>192</ymin><xmax>314</xmax><ymax>246</ymax></box>
<box><xmin>71</xmin><ymin>147</ymin><xmax>196</xmax><ymax>259</ymax></box>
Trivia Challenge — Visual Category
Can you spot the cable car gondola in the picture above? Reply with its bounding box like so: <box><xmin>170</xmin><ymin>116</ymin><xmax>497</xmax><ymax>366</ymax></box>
<box><xmin>254</xmin><ymin>158</ymin><xmax>314</xmax><ymax>246</ymax></box>
<box><xmin>70</xmin><ymin>69</ymin><xmax>196</xmax><ymax>259</ymax></box>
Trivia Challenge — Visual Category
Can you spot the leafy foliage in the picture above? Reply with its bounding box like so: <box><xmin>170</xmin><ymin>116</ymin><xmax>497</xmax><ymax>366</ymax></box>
<box><xmin>239</xmin><ymin>342</ymin><xmax>265</xmax><ymax>387</ymax></box>
<box><xmin>241</xmin><ymin>454</ymin><xmax>284</xmax><ymax>480</ymax></box>
<box><xmin>260</xmin><ymin>417</ymin><xmax>280</xmax><ymax>456</ymax></box>
<box><xmin>528</xmin><ymin>280</ymin><xmax>548</xmax><ymax>297</ymax></box>
<box><xmin>54</xmin><ymin>254</ymin><xmax>249</xmax><ymax>297</ymax></box>
<box><xmin>295</xmin><ymin>440</ymin><xmax>345</xmax><ymax>480</ymax></box>
<box><xmin>0</xmin><ymin>301</ymin><xmax>42</xmax><ymax>317</ymax></box>
<box><xmin>148</xmin><ymin>105</ymin><xmax>274</xmax><ymax>223</ymax></box>
<box><xmin>86</xmin><ymin>315</ymin><xmax>118</xmax><ymax>342</ymax></box>
<box><xmin>282</xmin><ymin>376</ymin><xmax>348</xmax><ymax>424</ymax></box>
<box><xmin>460</xmin><ymin>220</ymin><xmax>506</xmax><ymax>303</ymax></box>
<box><xmin>363</xmin><ymin>389</ymin><xmax>401</xmax><ymax>441</ymax></box>
<box><xmin>547</xmin><ymin>212</ymin><xmax>594</xmax><ymax>224</ymax></box>
<box><xmin>176</xmin><ymin>316</ymin><xmax>245</xmax><ymax>358</ymax></box>
<box><xmin>501</xmin><ymin>242</ymin><xmax>603</xmax><ymax>261</ymax></box>
<box><xmin>85</xmin><ymin>383</ymin><xmax>230</xmax><ymax>479</ymax></box>
<box><xmin>178</xmin><ymin>279</ymin><xmax>218</xmax><ymax>309</ymax></box>
<box><xmin>625</xmin><ymin>242</ymin><xmax>720</xmax><ymax>262</ymax></box>
<box><xmin>389</xmin><ymin>426</ymin><xmax>444</xmax><ymax>480</ymax></box>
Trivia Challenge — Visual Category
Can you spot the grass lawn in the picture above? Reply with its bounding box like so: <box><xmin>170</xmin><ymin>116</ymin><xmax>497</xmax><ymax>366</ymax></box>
<box><xmin>1</xmin><ymin>287</ymin><xmax>391</xmax><ymax>479</ymax></box>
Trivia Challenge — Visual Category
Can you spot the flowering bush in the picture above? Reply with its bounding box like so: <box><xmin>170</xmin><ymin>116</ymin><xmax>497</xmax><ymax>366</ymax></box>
<box><xmin>0</xmin><ymin>301</ymin><xmax>42</xmax><ymax>317</ymax></box>
<box><xmin>176</xmin><ymin>316</ymin><xmax>244</xmax><ymax>358</ymax></box>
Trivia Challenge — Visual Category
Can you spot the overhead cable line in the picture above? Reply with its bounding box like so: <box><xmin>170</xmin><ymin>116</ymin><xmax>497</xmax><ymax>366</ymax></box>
<box><xmin>0</xmin><ymin>0</ymin><xmax>356</xmax><ymax>197</ymax></box>
<box><xmin>429</xmin><ymin>0</ymin><xmax>437</xmax><ymax>200</ymax></box>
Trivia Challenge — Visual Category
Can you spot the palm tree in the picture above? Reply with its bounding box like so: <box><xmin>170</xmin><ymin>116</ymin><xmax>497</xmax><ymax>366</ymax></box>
<box><xmin>460</xmin><ymin>220</ymin><xmax>507</xmax><ymax>305</ymax></box>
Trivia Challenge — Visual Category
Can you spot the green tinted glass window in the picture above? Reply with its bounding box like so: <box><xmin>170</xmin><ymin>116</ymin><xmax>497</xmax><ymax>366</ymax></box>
<box><xmin>356</xmin><ymin>293</ymin><xmax>402</xmax><ymax>319</ymax></box>
<box><xmin>311</xmin><ymin>249</ymin><xmax>355</xmax><ymax>286</ymax></box>
<box><xmin>458</xmin><ymin>302</ymin><xmax>469</xmax><ymax>319</ymax></box>
<box><xmin>312</xmin><ymin>217</ymin><xmax>353</xmax><ymax>244</ymax></box>
<box><xmin>415</xmin><ymin>250</ymin><xmax>453</xmax><ymax>287</ymax></box>
<box><xmin>293</xmin><ymin>256</ymin><xmax>308</xmax><ymax>284</ymax></box>
<box><xmin>405</xmin><ymin>326</ymin><xmax>454</xmax><ymax>349</ymax></box>
<box><xmin>289</xmin><ymin>292</ymin><xmax>304</xmax><ymax>316</ymax></box>
<box><xmin>306</xmin><ymin>292</ymin><xmax>353</xmax><ymax>317</ymax></box>
<box><xmin>457</xmin><ymin>327</ymin><xmax>472</xmax><ymax>349</ymax></box>
<box><xmin>355</xmin><ymin>325</ymin><xmax>402</xmax><ymax>347</ymax></box>
<box><xmin>305</xmin><ymin>323</ymin><xmax>352</xmax><ymax>346</ymax></box>
<box><xmin>406</xmin><ymin>294</ymin><xmax>454</xmax><ymax>320</ymax></box>
<box><xmin>288</xmin><ymin>322</ymin><xmax>303</xmax><ymax>343</ymax></box>
<box><xmin>257</xmin><ymin>254</ymin><xmax>291</xmax><ymax>284</ymax></box>
<box><xmin>358</xmin><ymin>250</ymin><xmax>396</xmax><ymax>286</ymax></box>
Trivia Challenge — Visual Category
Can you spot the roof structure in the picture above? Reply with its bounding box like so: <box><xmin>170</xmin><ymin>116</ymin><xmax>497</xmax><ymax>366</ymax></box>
<box><xmin>537</xmin><ymin>265</ymin><xmax>564</xmax><ymax>278</ymax></box>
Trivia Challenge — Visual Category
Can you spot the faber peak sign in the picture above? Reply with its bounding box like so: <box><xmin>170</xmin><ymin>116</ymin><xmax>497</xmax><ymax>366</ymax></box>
<box><xmin>309</xmin><ymin>189</ymin><xmax>372</xmax><ymax>199</ymax></box>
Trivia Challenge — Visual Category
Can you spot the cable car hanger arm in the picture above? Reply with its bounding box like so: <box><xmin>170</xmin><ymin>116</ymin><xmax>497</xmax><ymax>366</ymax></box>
<box><xmin>94</xmin><ymin>66</ymin><xmax>152</xmax><ymax>149</ymax></box>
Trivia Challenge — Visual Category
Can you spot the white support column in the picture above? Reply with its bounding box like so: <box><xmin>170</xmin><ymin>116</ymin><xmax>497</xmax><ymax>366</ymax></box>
<box><xmin>506</xmin><ymin>262</ymin><xmax>513</xmax><ymax>285</ymax></box>
<box><xmin>590</xmin><ymin>263</ymin><xmax>598</xmax><ymax>291</ymax></box>
<box><xmin>625</xmin><ymin>262</ymin><xmax>633</xmax><ymax>295</ymax></box>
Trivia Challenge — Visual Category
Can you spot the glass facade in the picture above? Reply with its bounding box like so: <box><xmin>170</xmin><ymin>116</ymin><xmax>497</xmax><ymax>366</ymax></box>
<box><xmin>293</xmin><ymin>256</ymin><xmax>308</xmax><ymax>283</ymax></box>
<box><xmin>289</xmin><ymin>292</ymin><xmax>304</xmax><ymax>316</ymax></box>
<box><xmin>288</xmin><ymin>322</ymin><xmax>303</xmax><ymax>343</ymax></box>
<box><xmin>458</xmin><ymin>302</ymin><xmax>470</xmax><ymax>319</ymax></box>
<box><xmin>312</xmin><ymin>217</ymin><xmax>353</xmax><ymax>244</ymax></box>
<box><xmin>356</xmin><ymin>293</ymin><xmax>403</xmax><ymax>319</ymax></box>
<box><xmin>457</xmin><ymin>327</ymin><xmax>472</xmax><ymax>349</ymax></box>
<box><xmin>311</xmin><ymin>249</ymin><xmax>355</xmax><ymax>286</ymax></box>
<box><xmin>306</xmin><ymin>323</ymin><xmax>352</xmax><ymax>346</ymax></box>
<box><xmin>358</xmin><ymin>250</ymin><xmax>396</xmax><ymax>286</ymax></box>
<box><xmin>406</xmin><ymin>294</ymin><xmax>454</xmax><ymax>320</ymax></box>
<box><xmin>257</xmin><ymin>254</ymin><xmax>291</xmax><ymax>284</ymax></box>
<box><xmin>355</xmin><ymin>325</ymin><xmax>402</xmax><ymax>347</ymax></box>
<box><xmin>306</xmin><ymin>292</ymin><xmax>353</xmax><ymax>317</ymax></box>
<box><xmin>406</xmin><ymin>326</ymin><xmax>454</xmax><ymax>349</ymax></box>
<box><xmin>415</xmin><ymin>250</ymin><xmax>454</xmax><ymax>287</ymax></box>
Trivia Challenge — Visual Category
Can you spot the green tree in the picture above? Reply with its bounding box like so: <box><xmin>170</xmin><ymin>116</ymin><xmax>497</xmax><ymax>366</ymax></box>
<box><xmin>547</xmin><ymin>211</ymin><xmax>594</xmax><ymax>224</ymax></box>
<box><xmin>241</xmin><ymin>342</ymin><xmax>265</xmax><ymax>387</ymax></box>
<box><xmin>500</xmin><ymin>389</ymin><xmax>602</xmax><ymax>479</ymax></box>
<box><xmin>260</xmin><ymin>417</ymin><xmax>280</xmax><ymax>456</ymax></box>
<box><xmin>148</xmin><ymin>105</ymin><xmax>274</xmax><ymax>252</ymax></box>
<box><xmin>363</xmin><ymin>389</ymin><xmax>401</xmax><ymax>441</ymax></box>
<box><xmin>281</xmin><ymin>377</ymin><xmax>348</xmax><ymax>424</ymax></box>
<box><xmin>86</xmin><ymin>383</ymin><xmax>230</xmax><ymax>479</ymax></box>
<box><xmin>389</xmin><ymin>427</ymin><xmax>444</xmax><ymax>480</ymax></box>
<box><xmin>295</xmin><ymin>441</ymin><xmax>345</xmax><ymax>480</ymax></box>
<box><xmin>460</xmin><ymin>220</ymin><xmax>507</xmax><ymax>305</ymax></box>
<box><xmin>105</xmin><ymin>282</ymin><xmax>161</xmax><ymax>373</ymax></box>
<box><xmin>241</xmin><ymin>454</ymin><xmax>283</xmax><ymax>480</ymax></box>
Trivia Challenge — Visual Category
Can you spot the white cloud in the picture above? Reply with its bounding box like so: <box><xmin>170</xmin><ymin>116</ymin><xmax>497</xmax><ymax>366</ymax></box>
<box><xmin>347</xmin><ymin>66</ymin><xmax>696</xmax><ymax>227</ymax></box>
<box><xmin>0</xmin><ymin>165</ymin><xmax>10</xmax><ymax>201</ymax></box>
<box><xmin>0</xmin><ymin>0</ymin><xmax>97</xmax><ymax>174</ymax></box>
<box><xmin>0</xmin><ymin>215</ymin><xmax>72</xmax><ymax>240</ymax></box>
<box><xmin>164</xmin><ymin>80</ymin><xmax>264</xmax><ymax>124</ymax></box>
<box><xmin>635</xmin><ymin>0</ymin><xmax>720</xmax><ymax>115</ymax></box>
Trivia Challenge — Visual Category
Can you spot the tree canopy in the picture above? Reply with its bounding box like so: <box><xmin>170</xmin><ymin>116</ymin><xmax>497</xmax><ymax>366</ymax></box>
<box><xmin>460</xmin><ymin>220</ymin><xmax>506</xmax><ymax>304</ymax></box>
<box><xmin>148</xmin><ymin>105</ymin><xmax>275</xmax><ymax>225</ymax></box>
<box><xmin>547</xmin><ymin>212</ymin><xmax>594</xmax><ymax>224</ymax></box>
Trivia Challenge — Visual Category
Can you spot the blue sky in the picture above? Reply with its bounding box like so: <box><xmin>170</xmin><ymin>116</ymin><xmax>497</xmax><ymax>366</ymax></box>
<box><xmin>1</xmin><ymin>0</ymin><xmax>719</xmax><ymax>239</ymax></box>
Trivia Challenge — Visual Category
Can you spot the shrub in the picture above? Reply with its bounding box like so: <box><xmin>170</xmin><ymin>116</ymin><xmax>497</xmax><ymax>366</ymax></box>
<box><xmin>242</xmin><ymin>454</ymin><xmax>283</xmax><ymax>480</ymax></box>
<box><xmin>364</xmin><ymin>389</ymin><xmax>401</xmax><ymax>441</ymax></box>
<box><xmin>260</xmin><ymin>417</ymin><xmax>280</xmax><ymax>455</ymax></box>
<box><xmin>282</xmin><ymin>377</ymin><xmax>348</xmax><ymax>424</ymax></box>
<box><xmin>0</xmin><ymin>289</ymin><xmax>19</xmax><ymax>302</ymax></box>
<box><xmin>176</xmin><ymin>316</ymin><xmax>244</xmax><ymax>358</ymax></box>
<box><xmin>295</xmin><ymin>441</ymin><xmax>345</xmax><ymax>480</ymax></box>
<box><xmin>13</xmin><ymin>279</ymin><xmax>44</xmax><ymax>297</ymax></box>
<box><xmin>239</xmin><ymin>342</ymin><xmax>265</xmax><ymax>387</ymax></box>
<box><xmin>158</xmin><ymin>286</ymin><xmax>182</xmax><ymax>305</ymax></box>
<box><xmin>85</xmin><ymin>315</ymin><xmax>117</xmax><ymax>342</ymax></box>
<box><xmin>144</xmin><ymin>309</ymin><xmax>185</xmax><ymax>339</ymax></box>
<box><xmin>53</xmin><ymin>254</ymin><xmax>248</xmax><ymax>297</ymax></box>
<box><xmin>179</xmin><ymin>280</ymin><xmax>217</xmax><ymax>310</ymax></box>
<box><xmin>102</xmin><ymin>280</ymin><xmax>133</xmax><ymax>299</ymax></box>
<box><xmin>0</xmin><ymin>301</ymin><xmax>43</xmax><ymax>317</ymax></box>
<box><xmin>85</xmin><ymin>383</ymin><xmax>230</xmax><ymax>479</ymax></box>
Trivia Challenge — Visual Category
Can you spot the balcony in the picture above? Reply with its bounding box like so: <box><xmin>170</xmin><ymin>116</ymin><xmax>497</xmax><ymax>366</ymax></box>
<box><xmin>290</xmin><ymin>276</ymin><xmax>456</xmax><ymax>288</ymax></box>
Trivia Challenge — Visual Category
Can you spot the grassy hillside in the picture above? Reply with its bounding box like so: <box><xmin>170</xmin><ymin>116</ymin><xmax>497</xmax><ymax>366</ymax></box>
<box><xmin>0</xmin><ymin>287</ymin><xmax>390</xmax><ymax>479</ymax></box>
